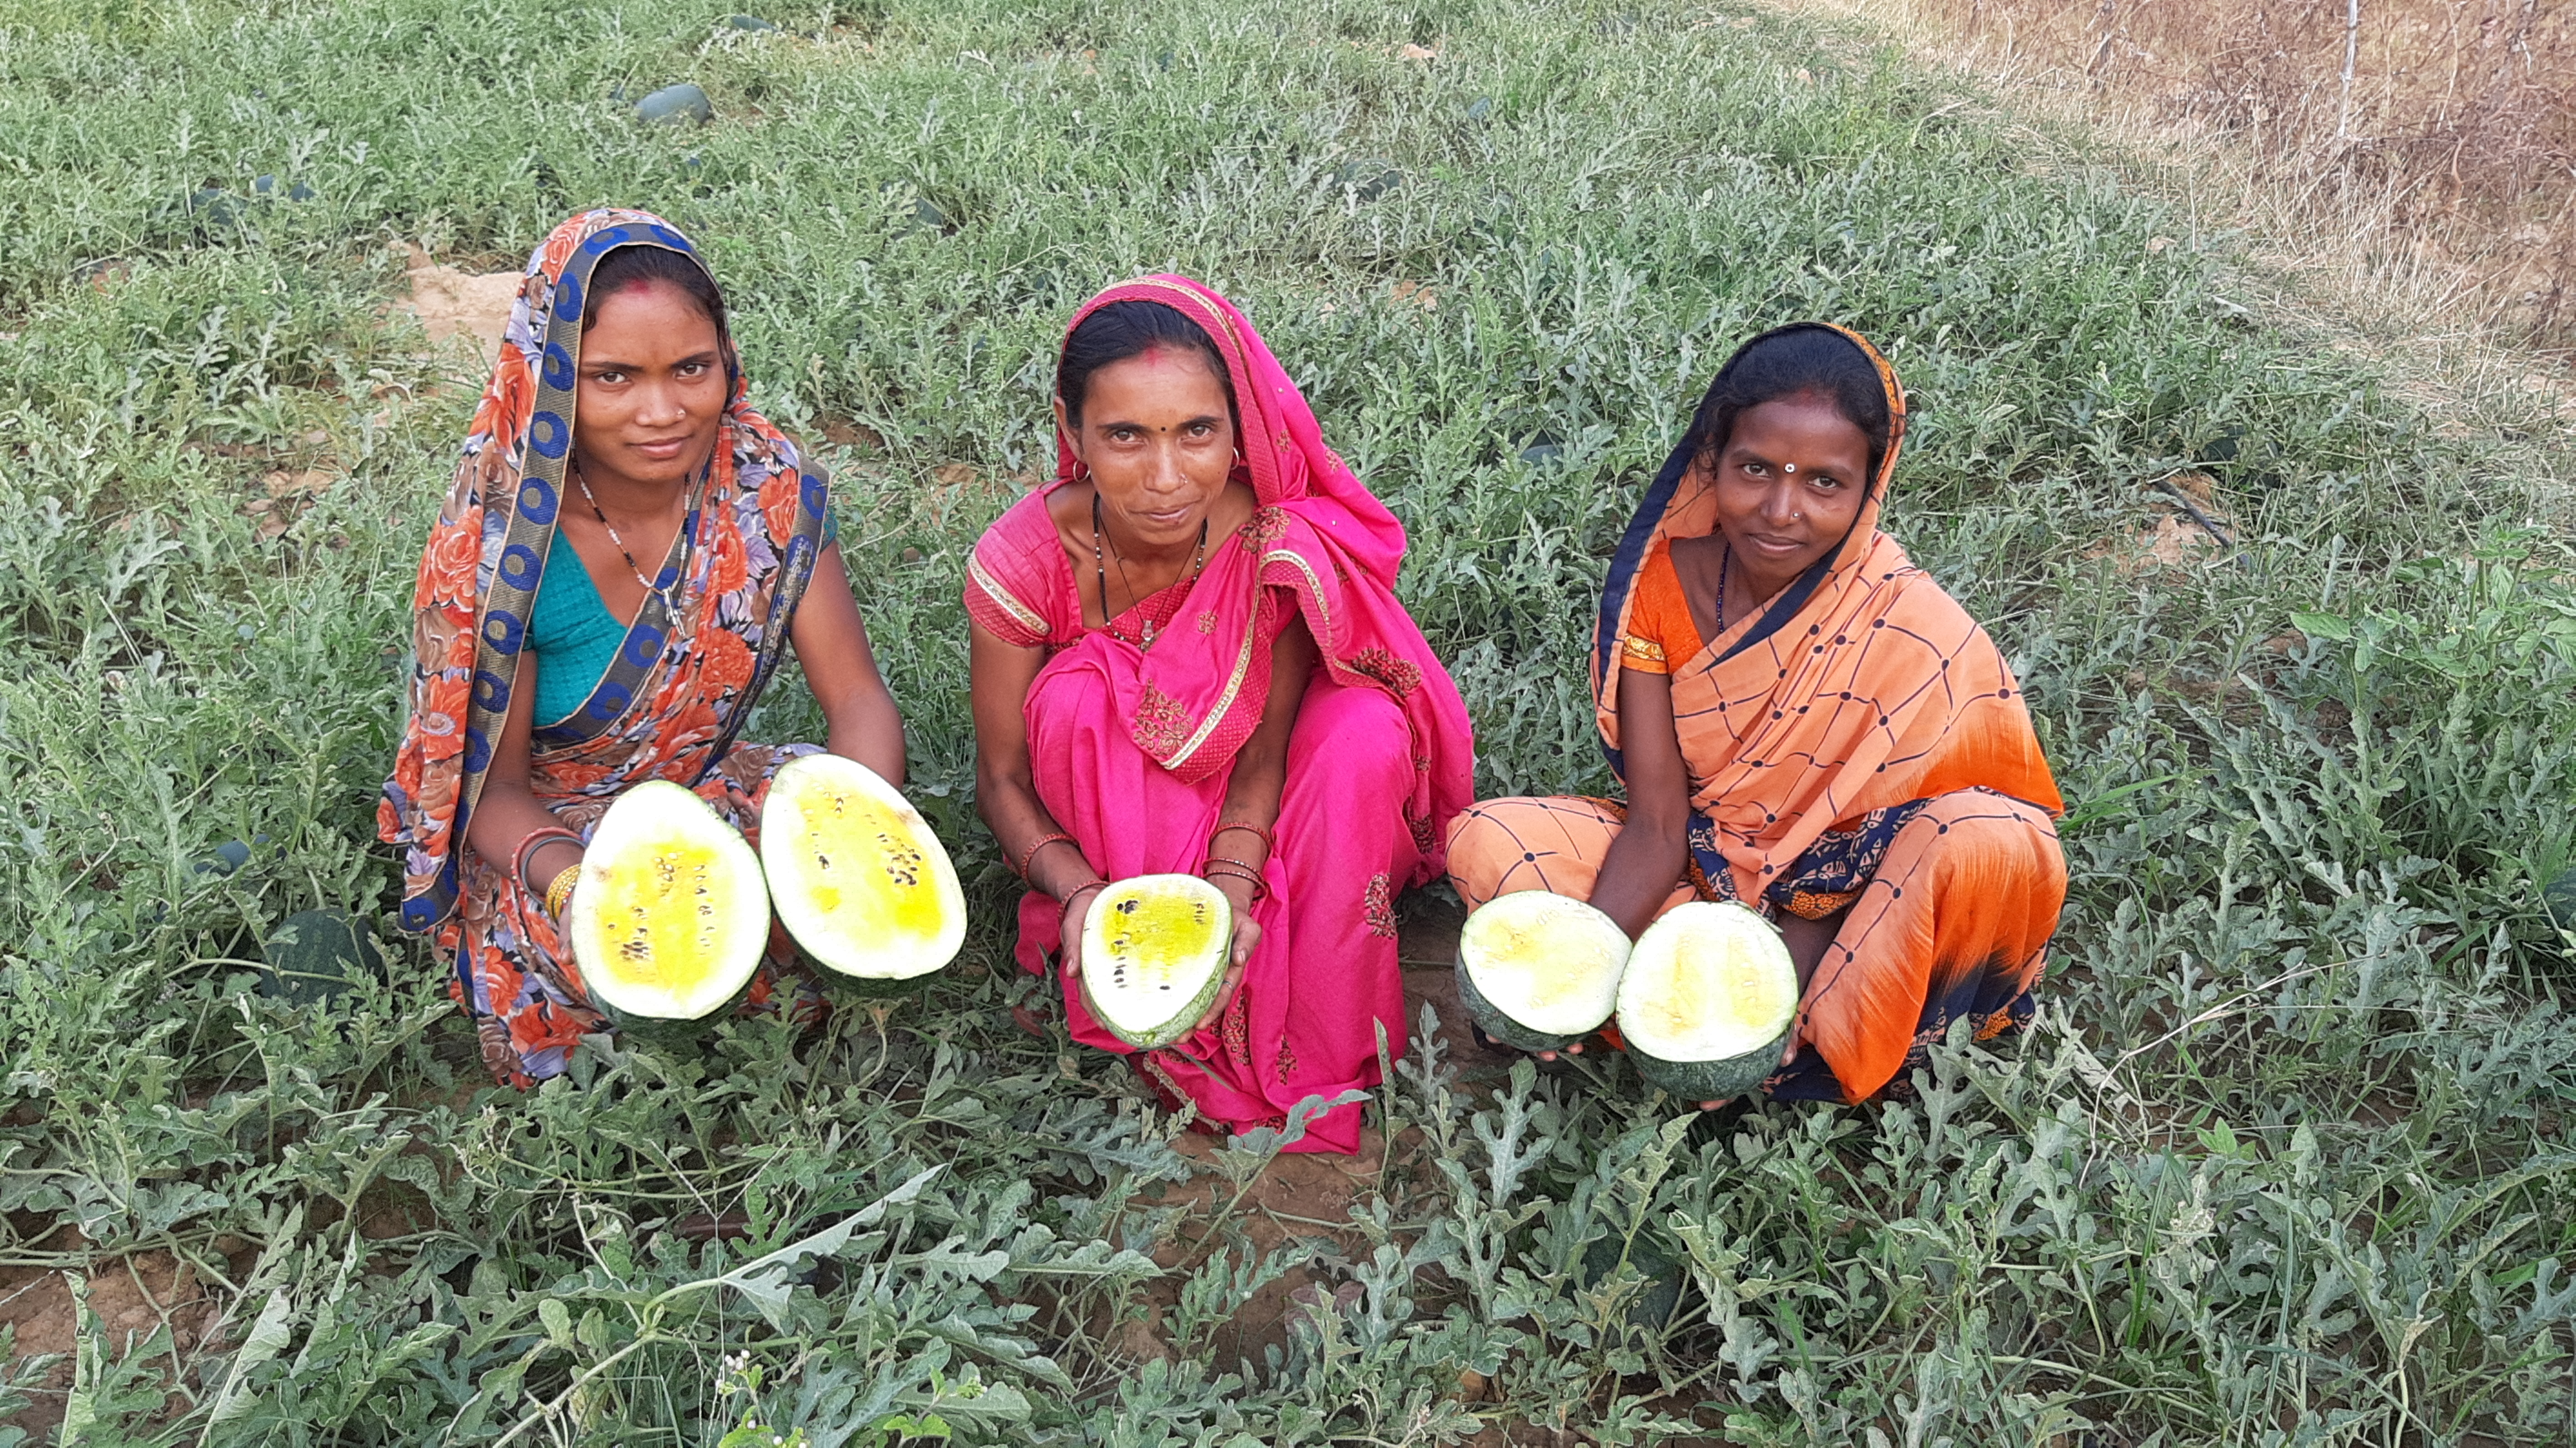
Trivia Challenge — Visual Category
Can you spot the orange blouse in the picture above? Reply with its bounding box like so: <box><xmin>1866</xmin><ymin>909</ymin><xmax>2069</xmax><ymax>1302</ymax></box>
<box><xmin>1619</xmin><ymin>538</ymin><xmax>1706</xmax><ymax>674</ymax></box>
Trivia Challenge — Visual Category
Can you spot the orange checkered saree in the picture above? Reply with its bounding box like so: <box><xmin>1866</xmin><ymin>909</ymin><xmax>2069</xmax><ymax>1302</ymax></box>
<box><xmin>1448</xmin><ymin>325</ymin><xmax>2067</xmax><ymax>1104</ymax></box>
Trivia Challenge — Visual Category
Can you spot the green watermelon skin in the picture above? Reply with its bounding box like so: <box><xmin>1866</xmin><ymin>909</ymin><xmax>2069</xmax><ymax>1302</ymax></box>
<box><xmin>1452</xmin><ymin>956</ymin><xmax>1585</xmax><ymax>1053</ymax></box>
<box><xmin>1626</xmin><ymin>1028</ymin><xmax>1788</xmax><ymax>1101</ymax></box>
<box><xmin>806</xmin><ymin>961</ymin><xmax>938</xmax><ymax>1001</ymax></box>
<box><xmin>258</xmin><ymin>909</ymin><xmax>385</xmax><ymax>1006</ymax></box>
<box><xmin>1078</xmin><ymin>876</ymin><xmax>1231</xmax><ymax>1050</ymax></box>
<box><xmin>1080</xmin><ymin>964</ymin><xmax>1224</xmax><ymax>1051</ymax></box>
<box><xmin>585</xmin><ymin>976</ymin><xmax>753</xmax><ymax>1046</ymax></box>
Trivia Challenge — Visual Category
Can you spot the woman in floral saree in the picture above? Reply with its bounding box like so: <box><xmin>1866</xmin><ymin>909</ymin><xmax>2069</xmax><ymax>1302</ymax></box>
<box><xmin>1448</xmin><ymin>324</ymin><xmax>2066</xmax><ymax>1108</ymax></box>
<box><xmin>382</xmin><ymin>209</ymin><xmax>906</xmax><ymax>1086</ymax></box>
<box><xmin>966</xmin><ymin>277</ymin><xmax>1474</xmax><ymax>1155</ymax></box>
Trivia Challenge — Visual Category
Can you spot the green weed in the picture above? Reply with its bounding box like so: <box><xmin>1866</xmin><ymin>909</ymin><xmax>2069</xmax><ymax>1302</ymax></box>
<box><xmin>1</xmin><ymin>0</ymin><xmax>2573</xmax><ymax>1442</ymax></box>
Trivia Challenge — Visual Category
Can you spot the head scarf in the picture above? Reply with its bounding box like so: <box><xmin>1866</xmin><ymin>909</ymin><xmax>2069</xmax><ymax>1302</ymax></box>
<box><xmin>969</xmin><ymin>274</ymin><xmax>1475</xmax><ymax>866</ymax></box>
<box><xmin>1053</xmin><ymin>277</ymin><xmax>1413</xmax><ymax>589</ymax></box>
<box><xmin>1592</xmin><ymin>323</ymin><xmax>2061</xmax><ymax>900</ymax></box>
<box><xmin>379</xmin><ymin>210</ymin><xmax>829</xmax><ymax>933</ymax></box>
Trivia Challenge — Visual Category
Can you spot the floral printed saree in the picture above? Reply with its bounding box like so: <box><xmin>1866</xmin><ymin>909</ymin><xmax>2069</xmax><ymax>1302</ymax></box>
<box><xmin>379</xmin><ymin>210</ymin><xmax>830</xmax><ymax>1085</ymax></box>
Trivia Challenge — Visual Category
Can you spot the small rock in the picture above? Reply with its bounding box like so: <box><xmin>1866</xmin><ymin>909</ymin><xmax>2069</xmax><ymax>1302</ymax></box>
<box><xmin>1466</xmin><ymin>96</ymin><xmax>1494</xmax><ymax>121</ymax></box>
<box><xmin>723</xmin><ymin>13</ymin><xmax>779</xmax><ymax>30</ymax></box>
<box><xmin>1399</xmin><ymin>42</ymin><xmax>1437</xmax><ymax>60</ymax></box>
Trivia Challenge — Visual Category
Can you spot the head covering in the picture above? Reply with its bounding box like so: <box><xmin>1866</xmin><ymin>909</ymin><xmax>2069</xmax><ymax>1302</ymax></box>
<box><xmin>379</xmin><ymin>210</ymin><xmax>829</xmax><ymax>934</ymax></box>
<box><xmin>967</xmin><ymin>273</ymin><xmax>1475</xmax><ymax>865</ymax></box>
<box><xmin>1591</xmin><ymin>323</ymin><xmax>2061</xmax><ymax>901</ymax></box>
<box><xmin>967</xmin><ymin>276</ymin><xmax>1475</xmax><ymax>1151</ymax></box>
<box><xmin>1053</xmin><ymin>276</ymin><xmax>1413</xmax><ymax>588</ymax></box>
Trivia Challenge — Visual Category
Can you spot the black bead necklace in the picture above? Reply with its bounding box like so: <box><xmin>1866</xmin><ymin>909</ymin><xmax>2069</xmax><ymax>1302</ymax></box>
<box><xmin>1092</xmin><ymin>491</ymin><xmax>1208</xmax><ymax>647</ymax></box>
<box><xmin>574</xmin><ymin>461</ymin><xmax>695</xmax><ymax>613</ymax></box>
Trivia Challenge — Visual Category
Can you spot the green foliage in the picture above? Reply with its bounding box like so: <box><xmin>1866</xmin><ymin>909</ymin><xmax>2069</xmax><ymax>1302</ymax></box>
<box><xmin>2</xmin><ymin>0</ymin><xmax>2575</xmax><ymax>1441</ymax></box>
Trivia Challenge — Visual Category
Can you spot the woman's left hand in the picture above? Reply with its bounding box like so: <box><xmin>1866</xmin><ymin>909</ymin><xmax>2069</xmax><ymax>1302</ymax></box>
<box><xmin>1190</xmin><ymin>873</ymin><xmax>1263</xmax><ymax>1034</ymax></box>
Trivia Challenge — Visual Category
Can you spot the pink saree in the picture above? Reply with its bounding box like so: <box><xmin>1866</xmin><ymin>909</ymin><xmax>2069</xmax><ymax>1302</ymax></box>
<box><xmin>965</xmin><ymin>276</ymin><xmax>1474</xmax><ymax>1154</ymax></box>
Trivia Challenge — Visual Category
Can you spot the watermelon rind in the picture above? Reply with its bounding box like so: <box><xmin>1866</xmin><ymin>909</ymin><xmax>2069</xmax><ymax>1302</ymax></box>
<box><xmin>1614</xmin><ymin>900</ymin><xmax>1800</xmax><ymax>1102</ymax></box>
<box><xmin>1453</xmin><ymin>890</ymin><xmax>1631</xmax><ymax>1052</ymax></box>
<box><xmin>562</xmin><ymin>780</ymin><xmax>770</xmax><ymax>1035</ymax></box>
<box><xmin>258</xmin><ymin>909</ymin><xmax>386</xmax><ymax>1006</ymax></box>
<box><xmin>760</xmin><ymin>754</ymin><xmax>965</xmax><ymax>996</ymax></box>
<box><xmin>1625</xmin><ymin>1030</ymin><xmax>1791</xmax><ymax>1101</ymax></box>
<box><xmin>1079</xmin><ymin>874</ymin><xmax>1232</xmax><ymax>1050</ymax></box>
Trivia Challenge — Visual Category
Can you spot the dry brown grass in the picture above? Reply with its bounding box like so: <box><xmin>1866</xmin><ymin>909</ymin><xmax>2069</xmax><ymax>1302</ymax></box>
<box><xmin>1790</xmin><ymin>0</ymin><xmax>2576</xmax><ymax>366</ymax></box>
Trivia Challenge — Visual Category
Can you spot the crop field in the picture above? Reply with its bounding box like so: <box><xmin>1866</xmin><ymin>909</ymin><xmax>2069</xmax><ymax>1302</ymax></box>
<box><xmin>4</xmin><ymin>0</ymin><xmax>2576</xmax><ymax>1442</ymax></box>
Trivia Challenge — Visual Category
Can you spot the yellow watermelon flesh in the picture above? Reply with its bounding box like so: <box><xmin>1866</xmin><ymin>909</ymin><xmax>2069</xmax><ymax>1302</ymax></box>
<box><xmin>1614</xmin><ymin>901</ymin><xmax>1800</xmax><ymax>1101</ymax></box>
<box><xmin>760</xmin><ymin>754</ymin><xmax>964</xmax><ymax>992</ymax></box>
<box><xmin>1080</xmin><ymin>874</ymin><xmax>1232</xmax><ymax>1050</ymax></box>
<box><xmin>562</xmin><ymin>780</ymin><xmax>771</xmax><ymax>1028</ymax></box>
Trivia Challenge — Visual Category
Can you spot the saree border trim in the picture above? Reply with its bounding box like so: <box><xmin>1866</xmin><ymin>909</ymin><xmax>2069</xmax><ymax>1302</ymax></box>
<box><xmin>969</xmin><ymin>551</ymin><xmax>1051</xmax><ymax>639</ymax></box>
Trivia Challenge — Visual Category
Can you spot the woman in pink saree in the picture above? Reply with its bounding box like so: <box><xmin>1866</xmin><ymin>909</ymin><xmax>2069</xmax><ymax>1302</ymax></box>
<box><xmin>966</xmin><ymin>277</ymin><xmax>1474</xmax><ymax>1155</ymax></box>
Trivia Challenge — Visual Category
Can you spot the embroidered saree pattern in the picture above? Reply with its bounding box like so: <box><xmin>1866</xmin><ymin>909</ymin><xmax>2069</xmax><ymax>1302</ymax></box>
<box><xmin>379</xmin><ymin>209</ymin><xmax>830</xmax><ymax>1084</ymax></box>
<box><xmin>966</xmin><ymin>275</ymin><xmax>1474</xmax><ymax>1153</ymax></box>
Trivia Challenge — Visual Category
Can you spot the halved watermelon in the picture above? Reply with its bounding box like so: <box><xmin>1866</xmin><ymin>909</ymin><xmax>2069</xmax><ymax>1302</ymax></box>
<box><xmin>760</xmin><ymin>754</ymin><xmax>965</xmax><ymax>996</ymax></box>
<box><xmin>1079</xmin><ymin>874</ymin><xmax>1232</xmax><ymax>1050</ymax></box>
<box><xmin>1453</xmin><ymin>890</ymin><xmax>1630</xmax><ymax>1052</ymax></box>
<box><xmin>1615</xmin><ymin>901</ymin><xmax>1800</xmax><ymax>1101</ymax></box>
<box><xmin>561</xmin><ymin>781</ymin><xmax>770</xmax><ymax>1037</ymax></box>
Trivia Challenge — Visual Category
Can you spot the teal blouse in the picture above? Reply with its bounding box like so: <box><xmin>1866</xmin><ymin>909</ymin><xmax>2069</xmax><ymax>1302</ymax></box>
<box><xmin>528</xmin><ymin>517</ymin><xmax>835</xmax><ymax>726</ymax></box>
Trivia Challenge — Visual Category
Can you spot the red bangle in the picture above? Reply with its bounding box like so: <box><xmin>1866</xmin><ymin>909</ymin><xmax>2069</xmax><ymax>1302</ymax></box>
<box><xmin>1211</xmin><ymin>821</ymin><xmax>1275</xmax><ymax>858</ymax></box>
<box><xmin>1011</xmin><ymin>831</ymin><xmax>1080</xmax><ymax>880</ymax></box>
<box><xmin>1202</xmin><ymin>859</ymin><xmax>1268</xmax><ymax>902</ymax></box>
<box><xmin>513</xmin><ymin>827</ymin><xmax>584</xmax><ymax>893</ymax></box>
<box><xmin>1057</xmin><ymin>879</ymin><xmax>1107</xmax><ymax>935</ymax></box>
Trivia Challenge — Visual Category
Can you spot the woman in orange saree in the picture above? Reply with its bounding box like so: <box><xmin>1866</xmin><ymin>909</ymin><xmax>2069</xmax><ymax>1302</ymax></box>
<box><xmin>1447</xmin><ymin>324</ymin><xmax>2066</xmax><ymax>1106</ymax></box>
<box><xmin>380</xmin><ymin>210</ymin><xmax>906</xmax><ymax>1086</ymax></box>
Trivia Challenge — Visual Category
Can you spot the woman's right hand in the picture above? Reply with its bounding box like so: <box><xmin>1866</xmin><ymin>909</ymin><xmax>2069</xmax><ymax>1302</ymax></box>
<box><xmin>1056</xmin><ymin>880</ymin><xmax>1107</xmax><ymax>981</ymax></box>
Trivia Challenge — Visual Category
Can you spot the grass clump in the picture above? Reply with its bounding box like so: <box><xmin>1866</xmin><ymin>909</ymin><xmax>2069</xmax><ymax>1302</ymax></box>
<box><xmin>2</xmin><ymin>0</ymin><xmax>2575</xmax><ymax>1442</ymax></box>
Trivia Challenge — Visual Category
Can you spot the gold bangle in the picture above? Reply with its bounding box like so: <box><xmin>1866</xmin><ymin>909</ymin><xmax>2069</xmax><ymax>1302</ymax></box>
<box><xmin>544</xmin><ymin>864</ymin><xmax>579</xmax><ymax>920</ymax></box>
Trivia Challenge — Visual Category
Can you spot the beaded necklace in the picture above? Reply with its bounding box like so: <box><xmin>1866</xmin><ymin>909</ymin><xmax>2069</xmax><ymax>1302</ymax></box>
<box><xmin>1092</xmin><ymin>491</ymin><xmax>1208</xmax><ymax>647</ymax></box>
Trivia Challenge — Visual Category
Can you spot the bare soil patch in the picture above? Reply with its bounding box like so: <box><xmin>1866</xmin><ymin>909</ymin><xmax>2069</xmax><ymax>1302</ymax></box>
<box><xmin>396</xmin><ymin>246</ymin><xmax>521</xmax><ymax>360</ymax></box>
<box><xmin>1</xmin><ymin>1242</ymin><xmax>241</xmax><ymax>1439</ymax></box>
